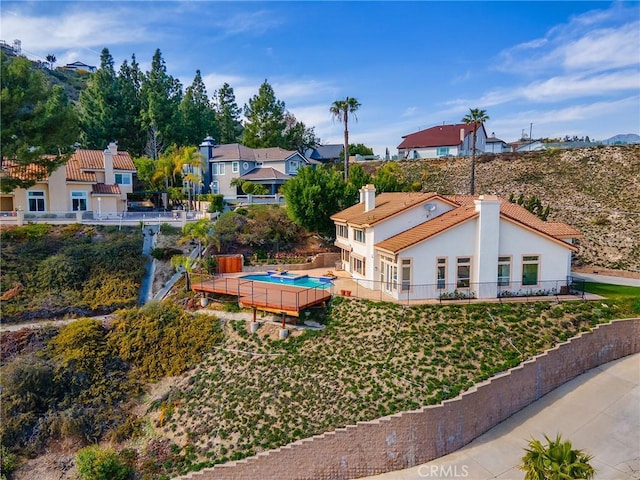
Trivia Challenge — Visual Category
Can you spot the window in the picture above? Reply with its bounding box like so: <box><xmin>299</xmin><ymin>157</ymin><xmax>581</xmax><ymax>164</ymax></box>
<box><xmin>342</xmin><ymin>249</ymin><xmax>350</xmax><ymax>264</ymax></box>
<box><xmin>243</xmin><ymin>162</ymin><xmax>249</xmax><ymax>170</ymax></box>
<box><xmin>210</xmin><ymin>181</ymin><xmax>219</xmax><ymax>194</ymax></box>
<box><xmin>353</xmin><ymin>228</ymin><xmax>365</xmax><ymax>243</ymax></box>
<box><xmin>436</xmin><ymin>257</ymin><xmax>447</xmax><ymax>289</ymax></box>
<box><xmin>401</xmin><ymin>258</ymin><xmax>412</xmax><ymax>292</ymax></box>
<box><xmin>257</xmin><ymin>161</ymin><xmax>264</xmax><ymax>167</ymax></box>
<box><xmin>289</xmin><ymin>160</ymin><xmax>299</xmax><ymax>173</ymax></box>
<box><xmin>497</xmin><ymin>256</ymin><xmax>511</xmax><ymax>287</ymax></box>
<box><xmin>232</xmin><ymin>162</ymin><xmax>239</xmax><ymax>173</ymax></box>
<box><xmin>27</xmin><ymin>191</ymin><xmax>45</xmax><ymax>212</ymax></box>
<box><xmin>436</xmin><ymin>147</ymin><xmax>450</xmax><ymax>157</ymax></box>
<box><xmin>71</xmin><ymin>191</ymin><xmax>87</xmax><ymax>211</ymax></box>
<box><xmin>351</xmin><ymin>255</ymin><xmax>365</xmax><ymax>275</ymax></box>
<box><xmin>115</xmin><ymin>173</ymin><xmax>131</xmax><ymax>185</ymax></box>
<box><xmin>522</xmin><ymin>255</ymin><xmax>539</xmax><ymax>286</ymax></box>
<box><xmin>456</xmin><ymin>257</ymin><xmax>471</xmax><ymax>288</ymax></box>
<box><xmin>211</xmin><ymin>163</ymin><xmax>225</xmax><ymax>175</ymax></box>
<box><xmin>336</xmin><ymin>224</ymin><xmax>348</xmax><ymax>238</ymax></box>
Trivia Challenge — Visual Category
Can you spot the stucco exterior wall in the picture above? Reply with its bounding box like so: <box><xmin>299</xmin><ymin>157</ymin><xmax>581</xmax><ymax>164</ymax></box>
<box><xmin>176</xmin><ymin>318</ymin><xmax>640</xmax><ymax>480</ymax></box>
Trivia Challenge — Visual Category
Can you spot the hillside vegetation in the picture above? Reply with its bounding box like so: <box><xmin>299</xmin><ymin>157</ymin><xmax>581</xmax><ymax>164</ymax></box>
<box><xmin>384</xmin><ymin>145</ymin><xmax>639</xmax><ymax>271</ymax></box>
<box><xmin>0</xmin><ymin>224</ymin><xmax>146</xmax><ymax>322</ymax></box>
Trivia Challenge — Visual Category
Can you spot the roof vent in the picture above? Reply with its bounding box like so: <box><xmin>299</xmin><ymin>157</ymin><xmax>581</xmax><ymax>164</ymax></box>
<box><xmin>425</xmin><ymin>203</ymin><xmax>436</xmax><ymax>212</ymax></box>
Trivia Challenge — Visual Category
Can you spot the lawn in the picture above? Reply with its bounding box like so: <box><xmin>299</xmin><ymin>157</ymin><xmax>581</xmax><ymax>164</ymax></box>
<box><xmin>582</xmin><ymin>282</ymin><xmax>640</xmax><ymax>315</ymax></box>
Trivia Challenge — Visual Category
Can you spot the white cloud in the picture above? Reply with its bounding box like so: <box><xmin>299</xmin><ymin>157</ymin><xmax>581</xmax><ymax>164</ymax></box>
<box><xmin>496</xmin><ymin>3</ymin><xmax>639</xmax><ymax>75</ymax></box>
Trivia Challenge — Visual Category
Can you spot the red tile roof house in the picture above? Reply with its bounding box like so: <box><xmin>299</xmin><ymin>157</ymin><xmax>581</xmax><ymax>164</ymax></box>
<box><xmin>330</xmin><ymin>184</ymin><xmax>581</xmax><ymax>301</ymax></box>
<box><xmin>1</xmin><ymin>142</ymin><xmax>136</xmax><ymax>218</ymax></box>
<box><xmin>397</xmin><ymin>122</ymin><xmax>488</xmax><ymax>159</ymax></box>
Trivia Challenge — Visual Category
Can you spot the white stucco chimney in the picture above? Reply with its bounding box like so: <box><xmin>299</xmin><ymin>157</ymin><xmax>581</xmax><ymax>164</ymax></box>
<box><xmin>473</xmin><ymin>195</ymin><xmax>501</xmax><ymax>298</ymax></box>
<box><xmin>460</xmin><ymin>128</ymin><xmax>465</xmax><ymax>142</ymax></box>
<box><xmin>103</xmin><ymin>142</ymin><xmax>116</xmax><ymax>185</ymax></box>
<box><xmin>362</xmin><ymin>184</ymin><xmax>376</xmax><ymax>212</ymax></box>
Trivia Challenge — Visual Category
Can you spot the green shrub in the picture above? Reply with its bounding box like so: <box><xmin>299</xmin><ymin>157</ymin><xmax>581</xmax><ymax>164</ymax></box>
<box><xmin>76</xmin><ymin>445</ymin><xmax>132</xmax><ymax>480</ymax></box>
<box><xmin>108</xmin><ymin>302</ymin><xmax>223</xmax><ymax>380</ymax></box>
<box><xmin>1</xmin><ymin>445</ymin><xmax>18</xmax><ymax>479</ymax></box>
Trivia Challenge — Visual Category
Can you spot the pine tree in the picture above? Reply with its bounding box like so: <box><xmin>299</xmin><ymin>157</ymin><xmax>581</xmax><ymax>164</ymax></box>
<box><xmin>178</xmin><ymin>70</ymin><xmax>217</xmax><ymax>146</ymax></box>
<box><xmin>78</xmin><ymin>48</ymin><xmax>121</xmax><ymax>149</ymax></box>
<box><xmin>140</xmin><ymin>49</ymin><xmax>183</xmax><ymax>158</ymax></box>
<box><xmin>115</xmin><ymin>55</ymin><xmax>144</xmax><ymax>156</ymax></box>
<box><xmin>242</xmin><ymin>80</ymin><xmax>287</xmax><ymax>148</ymax></box>
<box><xmin>1</xmin><ymin>53</ymin><xmax>79</xmax><ymax>193</ymax></box>
<box><xmin>216</xmin><ymin>83</ymin><xmax>243</xmax><ymax>144</ymax></box>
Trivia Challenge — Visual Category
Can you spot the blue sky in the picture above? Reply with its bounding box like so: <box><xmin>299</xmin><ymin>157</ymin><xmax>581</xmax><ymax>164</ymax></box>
<box><xmin>2</xmin><ymin>1</ymin><xmax>639</xmax><ymax>156</ymax></box>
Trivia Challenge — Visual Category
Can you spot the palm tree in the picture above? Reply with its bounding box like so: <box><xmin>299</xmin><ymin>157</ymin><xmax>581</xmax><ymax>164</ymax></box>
<box><xmin>330</xmin><ymin>97</ymin><xmax>361</xmax><ymax>181</ymax></box>
<box><xmin>45</xmin><ymin>54</ymin><xmax>56</xmax><ymax>70</ymax></box>
<box><xmin>461</xmin><ymin>107</ymin><xmax>489</xmax><ymax>195</ymax></box>
<box><xmin>520</xmin><ymin>434</ymin><xmax>595</xmax><ymax>480</ymax></box>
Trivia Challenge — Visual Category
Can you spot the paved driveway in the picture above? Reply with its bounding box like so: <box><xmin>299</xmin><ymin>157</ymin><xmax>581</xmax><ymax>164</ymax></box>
<box><xmin>361</xmin><ymin>353</ymin><xmax>640</xmax><ymax>480</ymax></box>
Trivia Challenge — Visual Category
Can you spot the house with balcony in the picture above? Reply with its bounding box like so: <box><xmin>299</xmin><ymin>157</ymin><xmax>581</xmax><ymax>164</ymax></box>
<box><xmin>397</xmin><ymin>123</ymin><xmax>488</xmax><ymax>159</ymax></box>
<box><xmin>1</xmin><ymin>142</ymin><xmax>136</xmax><ymax>218</ymax></box>
<box><xmin>330</xmin><ymin>185</ymin><xmax>581</xmax><ymax>301</ymax></box>
<box><xmin>199</xmin><ymin>137</ymin><xmax>316</xmax><ymax>199</ymax></box>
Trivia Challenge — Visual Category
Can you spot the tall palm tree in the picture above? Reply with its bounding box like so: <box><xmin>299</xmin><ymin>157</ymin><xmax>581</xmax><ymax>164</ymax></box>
<box><xmin>461</xmin><ymin>107</ymin><xmax>489</xmax><ymax>195</ymax></box>
<box><xmin>520</xmin><ymin>434</ymin><xmax>595</xmax><ymax>480</ymax></box>
<box><xmin>330</xmin><ymin>97</ymin><xmax>361</xmax><ymax>181</ymax></box>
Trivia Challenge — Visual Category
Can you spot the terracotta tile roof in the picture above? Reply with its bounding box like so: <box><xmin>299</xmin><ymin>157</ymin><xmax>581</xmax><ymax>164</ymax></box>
<box><xmin>1</xmin><ymin>158</ymin><xmax>54</xmax><ymax>182</ymax></box>
<box><xmin>373</xmin><ymin>194</ymin><xmax>582</xmax><ymax>255</ymax></box>
<box><xmin>375</xmin><ymin>205</ymin><xmax>478</xmax><ymax>254</ymax></box>
<box><xmin>240</xmin><ymin>167</ymin><xmax>291</xmax><ymax>181</ymax></box>
<box><xmin>66</xmin><ymin>156</ymin><xmax>96</xmax><ymax>182</ymax></box>
<box><xmin>70</xmin><ymin>149</ymin><xmax>136</xmax><ymax>172</ymax></box>
<box><xmin>92</xmin><ymin>183</ymin><xmax>121</xmax><ymax>195</ymax></box>
<box><xmin>112</xmin><ymin>153</ymin><xmax>136</xmax><ymax>171</ymax></box>
<box><xmin>397</xmin><ymin>123</ymin><xmax>480</xmax><ymax>149</ymax></box>
<box><xmin>498</xmin><ymin>202</ymin><xmax>581</xmax><ymax>239</ymax></box>
<box><xmin>330</xmin><ymin>192</ymin><xmax>443</xmax><ymax>227</ymax></box>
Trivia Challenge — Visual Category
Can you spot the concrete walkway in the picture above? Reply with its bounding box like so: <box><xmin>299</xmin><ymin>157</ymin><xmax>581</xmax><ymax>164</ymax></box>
<box><xmin>571</xmin><ymin>271</ymin><xmax>640</xmax><ymax>287</ymax></box>
<box><xmin>362</xmin><ymin>353</ymin><xmax>640</xmax><ymax>480</ymax></box>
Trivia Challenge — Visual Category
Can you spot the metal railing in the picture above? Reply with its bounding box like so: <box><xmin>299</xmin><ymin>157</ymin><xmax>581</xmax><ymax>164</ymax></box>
<box><xmin>337</xmin><ymin>277</ymin><xmax>585</xmax><ymax>304</ymax></box>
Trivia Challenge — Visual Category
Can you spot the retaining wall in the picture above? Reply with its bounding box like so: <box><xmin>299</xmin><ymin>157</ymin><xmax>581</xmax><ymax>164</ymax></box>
<box><xmin>178</xmin><ymin>317</ymin><xmax>640</xmax><ymax>480</ymax></box>
<box><xmin>242</xmin><ymin>252</ymin><xmax>341</xmax><ymax>273</ymax></box>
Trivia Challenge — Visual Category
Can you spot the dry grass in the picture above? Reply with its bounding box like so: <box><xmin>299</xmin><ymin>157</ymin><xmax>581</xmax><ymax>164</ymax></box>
<box><xmin>396</xmin><ymin>145</ymin><xmax>640</xmax><ymax>271</ymax></box>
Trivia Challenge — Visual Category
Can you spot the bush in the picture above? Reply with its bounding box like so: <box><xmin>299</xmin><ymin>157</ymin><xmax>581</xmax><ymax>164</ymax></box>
<box><xmin>1</xmin><ymin>445</ymin><xmax>17</xmax><ymax>479</ymax></box>
<box><xmin>108</xmin><ymin>302</ymin><xmax>223</xmax><ymax>380</ymax></box>
<box><xmin>76</xmin><ymin>445</ymin><xmax>132</xmax><ymax>480</ymax></box>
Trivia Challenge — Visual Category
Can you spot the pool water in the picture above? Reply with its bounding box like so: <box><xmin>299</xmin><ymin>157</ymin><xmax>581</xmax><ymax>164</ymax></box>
<box><xmin>241</xmin><ymin>273</ymin><xmax>333</xmax><ymax>289</ymax></box>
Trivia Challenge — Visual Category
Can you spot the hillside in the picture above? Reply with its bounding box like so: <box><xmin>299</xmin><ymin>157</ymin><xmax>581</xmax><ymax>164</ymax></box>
<box><xmin>382</xmin><ymin>145</ymin><xmax>640</xmax><ymax>272</ymax></box>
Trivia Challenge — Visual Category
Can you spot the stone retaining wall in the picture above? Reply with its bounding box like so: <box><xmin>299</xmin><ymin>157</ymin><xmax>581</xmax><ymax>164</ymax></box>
<box><xmin>178</xmin><ymin>317</ymin><xmax>640</xmax><ymax>480</ymax></box>
<box><xmin>243</xmin><ymin>252</ymin><xmax>341</xmax><ymax>273</ymax></box>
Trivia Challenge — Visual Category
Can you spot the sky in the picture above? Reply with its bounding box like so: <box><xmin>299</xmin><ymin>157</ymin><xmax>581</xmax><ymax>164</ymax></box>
<box><xmin>2</xmin><ymin>1</ymin><xmax>639</xmax><ymax>156</ymax></box>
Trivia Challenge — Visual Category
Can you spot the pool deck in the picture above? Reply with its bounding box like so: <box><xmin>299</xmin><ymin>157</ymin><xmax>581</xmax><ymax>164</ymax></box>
<box><xmin>191</xmin><ymin>274</ymin><xmax>332</xmax><ymax>317</ymax></box>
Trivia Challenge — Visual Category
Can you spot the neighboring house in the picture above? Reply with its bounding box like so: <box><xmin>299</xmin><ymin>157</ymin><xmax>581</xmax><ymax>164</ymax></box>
<box><xmin>330</xmin><ymin>185</ymin><xmax>580</xmax><ymax>301</ymax></box>
<box><xmin>305</xmin><ymin>144</ymin><xmax>344</xmax><ymax>164</ymax></box>
<box><xmin>199</xmin><ymin>137</ymin><xmax>317</xmax><ymax>199</ymax></box>
<box><xmin>485</xmin><ymin>134</ymin><xmax>510</xmax><ymax>154</ymax></box>
<box><xmin>397</xmin><ymin>123</ymin><xmax>488</xmax><ymax>159</ymax></box>
<box><xmin>1</xmin><ymin>142</ymin><xmax>136</xmax><ymax>216</ymax></box>
<box><xmin>62</xmin><ymin>61</ymin><xmax>97</xmax><ymax>73</ymax></box>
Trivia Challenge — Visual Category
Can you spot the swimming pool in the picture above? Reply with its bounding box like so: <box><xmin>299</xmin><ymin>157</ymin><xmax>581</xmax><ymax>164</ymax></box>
<box><xmin>241</xmin><ymin>272</ymin><xmax>333</xmax><ymax>289</ymax></box>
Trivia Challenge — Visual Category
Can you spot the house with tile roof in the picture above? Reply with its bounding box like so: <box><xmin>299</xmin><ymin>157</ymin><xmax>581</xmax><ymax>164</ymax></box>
<box><xmin>1</xmin><ymin>142</ymin><xmax>136</xmax><ymax>217</ymax></box>
<box><xmin>199</xmin><ymin>136</ymin><xmax>316</xmax><ymax>199</ymax></box>
<box><xmin>330</xmin><ymin>185</ymin><xmax>581</xmax><ymax>300</ymax></box>
<box><xmin>397</xmin><ymin>123</ymin><xmax>488</xmax><ymax>159</ymax></box>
